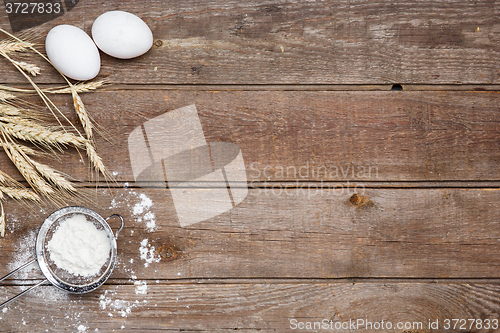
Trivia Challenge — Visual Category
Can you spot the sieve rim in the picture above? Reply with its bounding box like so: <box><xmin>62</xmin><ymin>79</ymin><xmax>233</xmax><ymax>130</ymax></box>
<box><xmin>35</xmin><ymin>206</ymin><xmax>118</xmax><ymax>294</ymax></box>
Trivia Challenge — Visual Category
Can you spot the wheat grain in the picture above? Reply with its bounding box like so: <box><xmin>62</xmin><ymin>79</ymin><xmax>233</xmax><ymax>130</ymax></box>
<box><xmin>30</xmin><ymin>159</ymin><xmax>75</xmax><ymax>192</ymax></box>
<box><xmin>0</xmin><ymin>90</ymin><xmax>16</xmax><ymax>102</ymax></box>
<box><xmin>12</xmin><ymin>60</ymin><xmax>40</xmax><ymax>76</ymax></box>
<box><xmin>71</xmin><ymin>87</ymin><xmax>93</xmax><ymax>139</ymax></box>
<box><xmin>0</xmin><ymin>186</ymin><xmax>40</xmax><ymax>202</ymax></box>
<box><xmin>13</xmin><ymin>143</ymin><xmax>37</xmax><ymax>156</ymax></box>
<box><xmin>0</xmin><ymin>122</ymin><xmax>86</xmax><ymax>148</ymax></box>
<box><xmin>2</xmin><ymin>142</ymin><xmax>53</xmax><ymax>195</ymax></box>
<box><xmin>0</xmin><ymin>116</ymin><xmax>43</xmax><ymax>128</ymax></box>
<box><xmin>0</xmin><ymin>104</ymin><xmax>20</xmax><ymax>116</ymax></box>
<box><xmin>85</xmin><ymin>142</ymin><xmax>108</xmax><ymax>177</ymax></box>
<box><xmin>51</xmin><ymin>81</ymin><xmax>105</xmax><ymax>94</ymax></box>
<box><xmin>0</xmin><ymin>170</ymin><xmax>18</xmax><ymax>186</ymax></box>
<box><xmin>0</xmin><ymin>40</ymin><xmax>33</xmax><ymax>54</ymax></box>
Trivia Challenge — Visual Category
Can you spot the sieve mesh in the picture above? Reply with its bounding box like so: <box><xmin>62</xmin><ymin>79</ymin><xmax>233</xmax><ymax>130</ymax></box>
<box><xmin>42</xmin><ymin>212</ymin><xmax>113</xmax><ymax>287</ymax></box>
<box><xmin>36</xmin><ymin>206</ymin><xmax>119</xmax><ymax>293</ymax></box>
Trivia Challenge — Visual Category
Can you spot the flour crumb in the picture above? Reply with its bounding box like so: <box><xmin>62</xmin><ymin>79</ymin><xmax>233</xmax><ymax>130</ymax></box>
<box><xmin>133</xmin><ymin>194</ymin><xmax>152</xmax><ymax>215</ymax></box>
<box><xmin>134</xmin><ymin>281</ymin><xmax>148</xmax><ymax>294</ymax></box>
<box><xmin>144</xmin><ymin>211</ymin><xmax>156</xmax><ymax>232</ymax></box>
<box><xmin>2</xmin><ymin>308</ymin><xmax>7</xmax><ymax>313</ymax></box>
<box><xmin>139</xmin><ymin>238</ymin><xmax>160</xmax><ymax>267</ymax></box>
<box><xmin>132</xmin><ymin>193</ymin><xmax>156</xmax><ymax>232</ymax></box>
<box><xmin>77</xmin><ymin>325</ymin><xmax>88</xmax><ymax>332</ymax></box>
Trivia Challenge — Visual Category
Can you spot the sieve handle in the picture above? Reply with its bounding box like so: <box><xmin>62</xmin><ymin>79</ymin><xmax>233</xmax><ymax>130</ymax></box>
<box><xmin>106</xmin><ymin>214</ymin><xmax>125</xmax><ymax>239</ymax></box>
<box><xmin>0</xmin><ymin>280</ymin><xmax>46</xmax><ymax>309</ymax></box>
<box><xmin>0</xmin><ymin>258</ymin><xmax>47</xmax><ymax>309</ymax></box>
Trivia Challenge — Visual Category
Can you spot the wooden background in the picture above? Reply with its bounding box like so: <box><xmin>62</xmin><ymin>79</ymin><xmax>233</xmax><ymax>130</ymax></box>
<box><xmin>1</xmin><ymin>0</ymin><xmax>500</xmax><ymax>332</ymax></box>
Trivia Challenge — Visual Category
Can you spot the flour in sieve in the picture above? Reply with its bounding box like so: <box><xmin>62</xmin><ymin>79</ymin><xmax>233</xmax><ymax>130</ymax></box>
<box><xmin>47</xmin><ymin>214</ymin><xmax>111</xmax><ymax>276</ymax></box>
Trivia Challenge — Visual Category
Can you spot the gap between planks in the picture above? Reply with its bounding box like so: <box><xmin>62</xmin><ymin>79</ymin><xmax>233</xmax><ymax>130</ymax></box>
<box><xmin>5</xmin><ymin>277</ymin><xmax>500</xmax><ymax>287</ymax></box>
<box><xmin>74</xmin><ymin>181</ymin><xmax>500</xmax><ymax>189</ymax></box>
<box><xmin>5</xmin><ymin>83</ymin><xmax>500</xmax><ymax>91</ymax></box>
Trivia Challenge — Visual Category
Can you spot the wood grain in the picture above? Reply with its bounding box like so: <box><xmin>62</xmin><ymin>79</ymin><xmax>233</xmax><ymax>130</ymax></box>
<box><xmin>1</xmin><ymin>187</ymin><xmax>500</xmax><ymax>280</ymax></box>
<box><xmin>0</xmin><ymin>0</ymin><xmax>500</xmax><ymax>84</ymax></box>
<box><xmin>2</xmin><ymin>89</ymin><xmax>497</xmax><ymax>183</ymax></box>
<box><xmin>1</xmin><ymin>282</ymin><xmax>500</xmax><ymax>332</ymax></box>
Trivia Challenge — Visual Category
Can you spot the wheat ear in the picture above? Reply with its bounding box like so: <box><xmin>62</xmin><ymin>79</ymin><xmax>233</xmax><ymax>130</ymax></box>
<box><xmin>0</xmin><ymin>90</ymin><xmax>16</xmax><ymax>102</ymax></box>
<box><xmin>51</xmin><ymin>81</ymin><xmax>105</xmax><ymax>94</ymax></box>
<box><xmin>85</xmin><ymin>142</ymin><xmax>109</xmax><ymax>177</ymax></box>
<box><xmin>30</xmin><ymin>159</ymin><xmax>76</xmax><ymax>193</ymax></box>
<box><xmin>0</xmin><ymin>104</ymin><xmax>20</xmax><ymax>116</ymax></box>
<box><xmin>1</xmin><ymin>141</ymin><xmax>53</xmax><ymax>196</ymax></box>
<box><xmin>0</xmin><ymin>186</ymin><xmax>40</xmax><ymax>202</ymax></box>
<box><xmin>71</xmin><ymin>87</ymin><xmax>92</xmax><ymax>139</ymax></box>
<box><xmin>0</xmin><ymin>122</ymin><xmax>86</xmax><ymax>148</ymax></box>
<box><xmin>0</xmin><ymin>169</ymin><xmax>40</xmax><ymax>201</ymax></box>
<box><xmin>12</xmin><ymin>60</ymin><xmax>40</xmax><ymax>76</ymax></box>
<box><xmin>0</xmin><ymin>40</ymin><xmax>33</xmax><ymax>54</ymax></box>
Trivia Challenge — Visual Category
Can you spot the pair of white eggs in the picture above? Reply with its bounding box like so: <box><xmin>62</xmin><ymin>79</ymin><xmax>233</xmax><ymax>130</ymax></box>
<box><xmin>45</xmin><ymin>11</ymin><xmax>153</xmax><ymax>81</ymax></box>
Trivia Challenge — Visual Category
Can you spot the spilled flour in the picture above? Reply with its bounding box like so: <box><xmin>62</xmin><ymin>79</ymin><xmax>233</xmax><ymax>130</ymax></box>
<box><xmin>77</xmin><ymin>324</ymin><xmax>88</xmax><ymax>332</ymax></box>
<box><xmin>99</xmin><ymin>289</ymin><xmax>147</xmax><ymax>318</ymax></box>
<box><xmin>8</xmin><ymin>229</ymin><xmax>37</xmax><ymax>279</ymax></box>
<box><xmin>110</xmin><ymin>191</ymin><xmax>157</xmax><ymax>232</ymax></box>
<box><xmin>132</xmin><ymin>193</ymin><xmax>156</xmax><ymax>232</ymax></box>
<box><xmin>139</xmin><ymin>239</ymin><xmax>160</xmax><ymax>267</ymax></box>
<box><xmin>134</xmin><ymin>281</ymin><xmax>148</xmax><ymax>294</ymax></box>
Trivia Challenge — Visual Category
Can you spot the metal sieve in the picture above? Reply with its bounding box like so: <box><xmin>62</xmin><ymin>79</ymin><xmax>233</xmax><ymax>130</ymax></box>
<box><xmin>0</xmin><ymin>206</ymin><xmax>124</xmax><ymax>309</ymax></box>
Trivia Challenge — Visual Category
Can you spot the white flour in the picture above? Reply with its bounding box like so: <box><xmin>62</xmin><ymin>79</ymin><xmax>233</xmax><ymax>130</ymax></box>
<box><xmin>132</xmin><ymin>193</ymin><xmax>156</xmax><ymax>232</ymax></box>
<box><xmin>139</xmin><ymin>238</ymin><xmax>160</xmax><ymax>267</ymax></box>
<box><xmin>134</xmin><ymin>281</ymin><xmax>148</xmax><ymax>294</ymax></box>
<box><xmin>48</xmin><ymin>214</ymin><xmax>111</xmax><ymax>277</ymax></box>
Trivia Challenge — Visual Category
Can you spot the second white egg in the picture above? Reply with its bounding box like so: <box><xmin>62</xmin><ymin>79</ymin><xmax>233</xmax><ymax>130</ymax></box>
<box><xmin>91</xmin><ymin>11</ymin><xmax>153</xmax><ymax>59</ymax></box>
<box><xmin>45</xmin><ymin>25</ymin><xmax>101</xmax><ymax>81</ymax></box>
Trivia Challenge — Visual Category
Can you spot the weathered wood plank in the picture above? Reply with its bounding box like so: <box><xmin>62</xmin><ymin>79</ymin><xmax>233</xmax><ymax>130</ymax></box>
<box><xmin>1</xmin><ymin>0</ymin><xmax>500</xmax><ymax>84</ymax></box>
<box><xmin>3</xmin><ymin>90</ymin><xmax>498</xmax><ymax>183</ymax></box>
<box><xmin>1</xmin><ymin>187</ymin><xmax>500</xmax><ymax>280</ymax></box>
<box><xmin>1</xmin><ymin>282</ymin><xmax>500</xmax><ymax>332</ymax></box>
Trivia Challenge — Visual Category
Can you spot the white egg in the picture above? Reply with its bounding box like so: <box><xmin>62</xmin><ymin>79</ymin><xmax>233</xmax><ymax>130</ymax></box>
<box><xmin>45</xmin><ymin>25</ymin><xmax>101</xmax><ymax>81</ymax></box>
<box><xmin>92</xmin><ymin>11</ymin><xmax>153</xmax><ymax>59</ymax></box>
